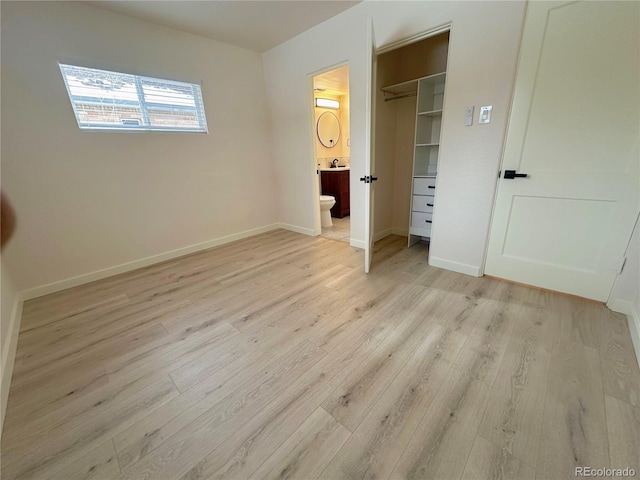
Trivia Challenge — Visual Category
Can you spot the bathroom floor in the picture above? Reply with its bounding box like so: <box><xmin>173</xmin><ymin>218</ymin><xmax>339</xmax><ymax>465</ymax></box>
<box><xmin>320</xmin><ymin>215</ymin><xmax>350</xmax><ymax>243</ymax></box>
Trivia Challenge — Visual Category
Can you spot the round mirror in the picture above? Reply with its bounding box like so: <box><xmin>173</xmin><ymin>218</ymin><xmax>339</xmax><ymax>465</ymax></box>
<box><xmin>317</xmin><ymin>111</ymin><xmax>341</xmax><ymax>148</ymax></box>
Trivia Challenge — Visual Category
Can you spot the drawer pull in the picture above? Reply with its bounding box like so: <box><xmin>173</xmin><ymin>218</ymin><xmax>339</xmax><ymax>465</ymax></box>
<box><xmin>428</xmin><ymin>186</ymin><xmax>435</xmax><ymax>189</ymax></box>
<box><xmin>427</xmin><ymin>203</ymin><xmax>433</xmax><ymax>207</ymax></box>
<box><xmin>425</xmin><ymin>220</ymin><xmax>432</xmax><ymax>223</ymax></box>
<box><xmin>504</xmin><ymin>170</ymin><xmax>528</xmax><ymax>179</ymax></box>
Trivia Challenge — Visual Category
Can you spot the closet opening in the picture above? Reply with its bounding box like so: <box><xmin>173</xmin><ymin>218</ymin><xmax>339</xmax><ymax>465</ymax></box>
<box><xmin>370</xmin><ymin>29</ymin><xmax>450</xmax><ymax>263</ymax></box>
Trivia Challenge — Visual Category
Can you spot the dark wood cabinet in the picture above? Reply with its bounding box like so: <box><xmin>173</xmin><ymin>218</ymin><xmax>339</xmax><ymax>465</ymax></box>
<box><xmin>320</xmin><ymin>170</ymin><xmax>350</xmax><ymax>218</ymax></box>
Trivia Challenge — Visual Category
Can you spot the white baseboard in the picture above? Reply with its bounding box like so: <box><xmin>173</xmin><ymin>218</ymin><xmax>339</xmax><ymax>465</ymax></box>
<box><xmin>608</xmin><ymin>298</ymin><xmax>640</xmax><ymax>370</ymax></box>
<box><xmin>429</xmin><ymin>256</ymin><xmax>482</xmax><ymax>277</ymax></box>
<box><xmin>278</xmin><ymin>223</ymin><xmax>316</xmax><ymax>237</ymax></box>
<box><xmin>2</xmin><ymin>222</ymin><xmax>308</xmax><ymax>435</ymax></box>
<box><xmin>350</xmin><ymin>238</ymin><xmax>366</xmax><ymax>249</ymax></box>
<box><xmin>21</xmin><ymin>224</ymin><xmax>282</xmax><ymax>300</ymax></box>
<box><xmin>1</xmin><ymin>293</ymin><xmax>23</xmax><ymax>434</ymax></box>
<box><xmin>362</xmin><ymin>227</ymin><xmax>408</xmax><ymax>246</ymax></box>
<box><xmin>628</xmin><ymin>303</ymin><xmax>640</xmax><ymax>371</ymax></box>
<box><xmin>372</xmin><ymin>228</ymin><xmax>408</xmax><ymax>242</ymax></box>
<box><xmin>373</xmin><ymin>228</ymin><xmax>392</xmax><ymax>242</ymax></box>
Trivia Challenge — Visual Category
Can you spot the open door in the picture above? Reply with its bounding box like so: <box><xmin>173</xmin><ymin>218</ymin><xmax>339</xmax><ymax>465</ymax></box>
<box><xmin>485</xmin><ymin>1</ymin><xmax>639</xmax><ymax>301</ymax></box>
<box><xmin>363</xmin><ymin>18</ymin><xmax>377</xmax><ymax>273</ymax></box>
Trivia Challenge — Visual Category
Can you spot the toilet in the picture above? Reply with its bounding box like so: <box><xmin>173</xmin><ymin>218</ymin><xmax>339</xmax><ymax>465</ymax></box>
<box><xmin>319</xmin><ymin>195</ymin><xmax>336</xmax><ymax>227</ymax></box>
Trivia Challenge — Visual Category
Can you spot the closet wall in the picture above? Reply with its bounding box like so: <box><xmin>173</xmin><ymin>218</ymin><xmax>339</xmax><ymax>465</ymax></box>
<box><xmin>391</xmin><ymin>97</ymin><xmax>417</xmax><ymax>235</ymax></box>
<box><xmin>373</xmin><ymin>33</ymin><xmax>449</xmax><ymax>240</ymax></box>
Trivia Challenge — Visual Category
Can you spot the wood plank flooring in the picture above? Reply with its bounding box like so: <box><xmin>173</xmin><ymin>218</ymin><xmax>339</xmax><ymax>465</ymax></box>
<box><xmin>2</xmin><ymin>230</ymin><xmax>639</xmax><ymax>480</ymax></box>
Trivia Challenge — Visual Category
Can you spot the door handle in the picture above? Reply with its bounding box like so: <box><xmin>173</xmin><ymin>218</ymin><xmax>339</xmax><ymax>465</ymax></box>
<box><xmin>503</xmin><ymin>170</ymin><xmax>528</xmax><ymax>179</ymax></box>
<box><xmin>359</xmin><ymin>176</ymin><xmax>379</xmax><ymax>184</ymax></box>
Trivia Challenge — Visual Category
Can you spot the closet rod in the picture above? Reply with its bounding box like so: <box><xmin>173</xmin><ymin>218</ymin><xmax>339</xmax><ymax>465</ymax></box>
<box><xmin>384</xmin><ymin>92</ymin><xmax>417</xmax><ymax>102</ymax></box>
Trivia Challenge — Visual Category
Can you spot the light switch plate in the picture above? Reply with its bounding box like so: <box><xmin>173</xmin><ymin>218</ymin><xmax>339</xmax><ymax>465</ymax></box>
<box><xmin>479</xmin><ymin>105</ymin><xmax>492</xmax><ymax>124</ymax></box>
<box><xmin>465</xmin><ymin>106</ymin><xmax>474</xmax><ymax>126</ymax></box>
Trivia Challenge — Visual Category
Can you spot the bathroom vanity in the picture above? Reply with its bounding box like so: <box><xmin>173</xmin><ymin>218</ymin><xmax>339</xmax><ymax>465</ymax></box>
<box><xmin>320</xmin><ymin>168</ymin><xmax>350</xmax><ymax>218</ymax></box>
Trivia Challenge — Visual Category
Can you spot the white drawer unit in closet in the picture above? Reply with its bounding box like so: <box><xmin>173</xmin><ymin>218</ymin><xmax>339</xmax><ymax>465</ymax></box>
<box><xmin>411</xmin><ymin>211</ymin><xmax>433</xmax><ymax>227</ymax></box>
<box><xmin>412</xmin><ymin>177</ymin><xmax>437</xmax><ymax>195</ymax></box>
<box><xmin>406</xmin><ymin>71</ymin><xmax>446</xmax><ymax>246</ymax></box>
<box><xmin>409</xmin><ymin>177</ymin><xmax>436</xmax><ymax>238</ymax></box>
<box><xmin>412</xmin><ymin>195</ymin><xmax>435</xmax><ymax>213</ymax></box>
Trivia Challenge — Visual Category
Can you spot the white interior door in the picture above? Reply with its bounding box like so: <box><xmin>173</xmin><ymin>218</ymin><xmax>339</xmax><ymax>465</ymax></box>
<box><xmin>364</xmin><ymin>18</ymin><xmax>377</xmax><ymax>273</ymax></box>
<box><xmin>485</xmin><ymin>0</ymin><xmax>639</xmax><ymax>301</ymax></box>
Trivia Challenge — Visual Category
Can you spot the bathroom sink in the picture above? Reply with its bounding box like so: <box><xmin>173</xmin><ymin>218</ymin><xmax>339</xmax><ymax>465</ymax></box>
<box><xmin>320</xmin><ymin>166</ymin><xmax>350</xmax><ymax>171</ymax></box>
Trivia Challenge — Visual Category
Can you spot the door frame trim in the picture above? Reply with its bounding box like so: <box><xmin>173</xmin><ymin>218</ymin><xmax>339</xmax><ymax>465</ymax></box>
<box><xmin>376</xmin><ymin>23</ymin><xmax>452</xmax><ymax>55</ymax></box>
<box><xmin>480</xmin><ymin>5</ymin><xmax>528</xmax><ymax>277</ymax></box>
<box><xmin>368</xmin><ymin>22</ymin><xmax>453</xmax><ymax>272</ymax></box>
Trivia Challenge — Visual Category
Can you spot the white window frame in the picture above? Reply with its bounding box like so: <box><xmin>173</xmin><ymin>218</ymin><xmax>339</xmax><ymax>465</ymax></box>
<box><xmin>59</xmin><ymin>63</ymin><xmax>208</xmax><ymax>133</ymax></box>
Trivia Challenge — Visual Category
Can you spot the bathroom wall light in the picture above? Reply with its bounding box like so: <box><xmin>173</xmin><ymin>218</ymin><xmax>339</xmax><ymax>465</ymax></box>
<box><xmin>315</xmin><ymin>98</ymin><xmax>340</xmax><ymax>109</ymax></box>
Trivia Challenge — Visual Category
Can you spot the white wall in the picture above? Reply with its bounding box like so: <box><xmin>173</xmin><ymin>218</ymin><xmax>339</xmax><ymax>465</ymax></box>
<box><xmin>1</xmin><ymin>1</ymin><xmax>278</xmax><ymax>295</ymax></box>
<box><xmin>608</xmin><ymin>214</ymin><xmax>640</xmax><ymax>367</ymax></box>
<box><xmin>372</xmin><ymin>91</ymin><xmax>414</xmax><ymax>240</ymax></box>
<box><xmin>1</xmin><ymin>260</ymin><xmax>21</xmax><ymax>432</ymax></box>
<box><xmin>313</xmin><ymin>92</ymin><xmax>350</xmax><ymax>165</ymax></box>
<box><xmin>372</xmin><ymin>85</ymin><xmax>397</xmax><ymax>239</ymax></box>
<box><xmin>263</xmin><ymin>0</ymin><xmax>526</xmax><ymax>267</ymax></box>
<box><xmin>340</xmin><ymin>92</ymin><xmax>351</xmax><ymax>163</ymax></box>
<box><xmin>0</xmin><ymin>263</ymin><xmax>16</xmax><ymax>374</ymax></box>
<box><xmin>263</xmin><ymin>13</ymin><xmax>370</xmax><ymax>243</ymax></box>
<box><xmin>315</xmin><ymin>94</ymin><xmax>342</xmax><ymax>160</ymax></box>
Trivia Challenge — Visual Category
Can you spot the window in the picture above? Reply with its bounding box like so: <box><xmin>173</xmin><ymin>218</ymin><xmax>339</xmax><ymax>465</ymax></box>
<box><xmin>59</xmin><ymin>64</ymin><xmax>208</xmax><ymax>132</ymax></box>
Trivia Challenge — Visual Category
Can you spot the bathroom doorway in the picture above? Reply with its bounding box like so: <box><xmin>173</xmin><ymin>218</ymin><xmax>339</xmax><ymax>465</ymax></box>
<box><xmin>311</xmin><ymin>64</ymin><xmax>351</xmax><ymax>243</ymax></box>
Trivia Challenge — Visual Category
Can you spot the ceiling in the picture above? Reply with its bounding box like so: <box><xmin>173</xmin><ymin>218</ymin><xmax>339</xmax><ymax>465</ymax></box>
<box><xmin>313</xmin><ymin>64</ymin><xmax>349</xmax><ymax>95</ymax></box>
<box><xmin>88</xmin><ymin>1</ymin><xmax>360</xmax><ymax>53</ymax></box>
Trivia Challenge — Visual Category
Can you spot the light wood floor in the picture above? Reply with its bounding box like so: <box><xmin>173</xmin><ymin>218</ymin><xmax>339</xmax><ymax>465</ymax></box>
<box><xmin>2</xmin><ymin>230</ymin><xmax>639</xmax><ymax>480</ymax></box>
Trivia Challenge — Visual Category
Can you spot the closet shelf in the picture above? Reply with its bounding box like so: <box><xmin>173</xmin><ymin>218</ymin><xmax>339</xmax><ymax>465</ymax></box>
<box><xmin>419</xmin><ymin>71</ymin><xmax>446</xmax><ymax>85</ymax></box>
<box><xmin>381</xmin><ymin>71</ymin><xmax>446</xmax><ymax>93</ymax></box>
<box><xmin>381</xmin><ymin>72</ymin><xmax>446</xmax><ymax>102</ymax></box>
<box><xmin>417</xmin><ymin>109</ymin><xmax>443</xmax><ymax>117</ymax></box>
<box><xmin>380</xmin><ymin>78</ymin><xmax>418</xmax><ymax>96</ymax></box>
<box><xmin>409</xmin><ymin>70</ymin><xmax>446</xmax><ymax>244</ymax></box>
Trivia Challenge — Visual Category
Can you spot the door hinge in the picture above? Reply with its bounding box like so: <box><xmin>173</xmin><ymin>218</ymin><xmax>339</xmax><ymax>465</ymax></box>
<box><xmin>617</xmin><ymin>257</ymin><xmax>627</xmax><ymax>274</ymax></box>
